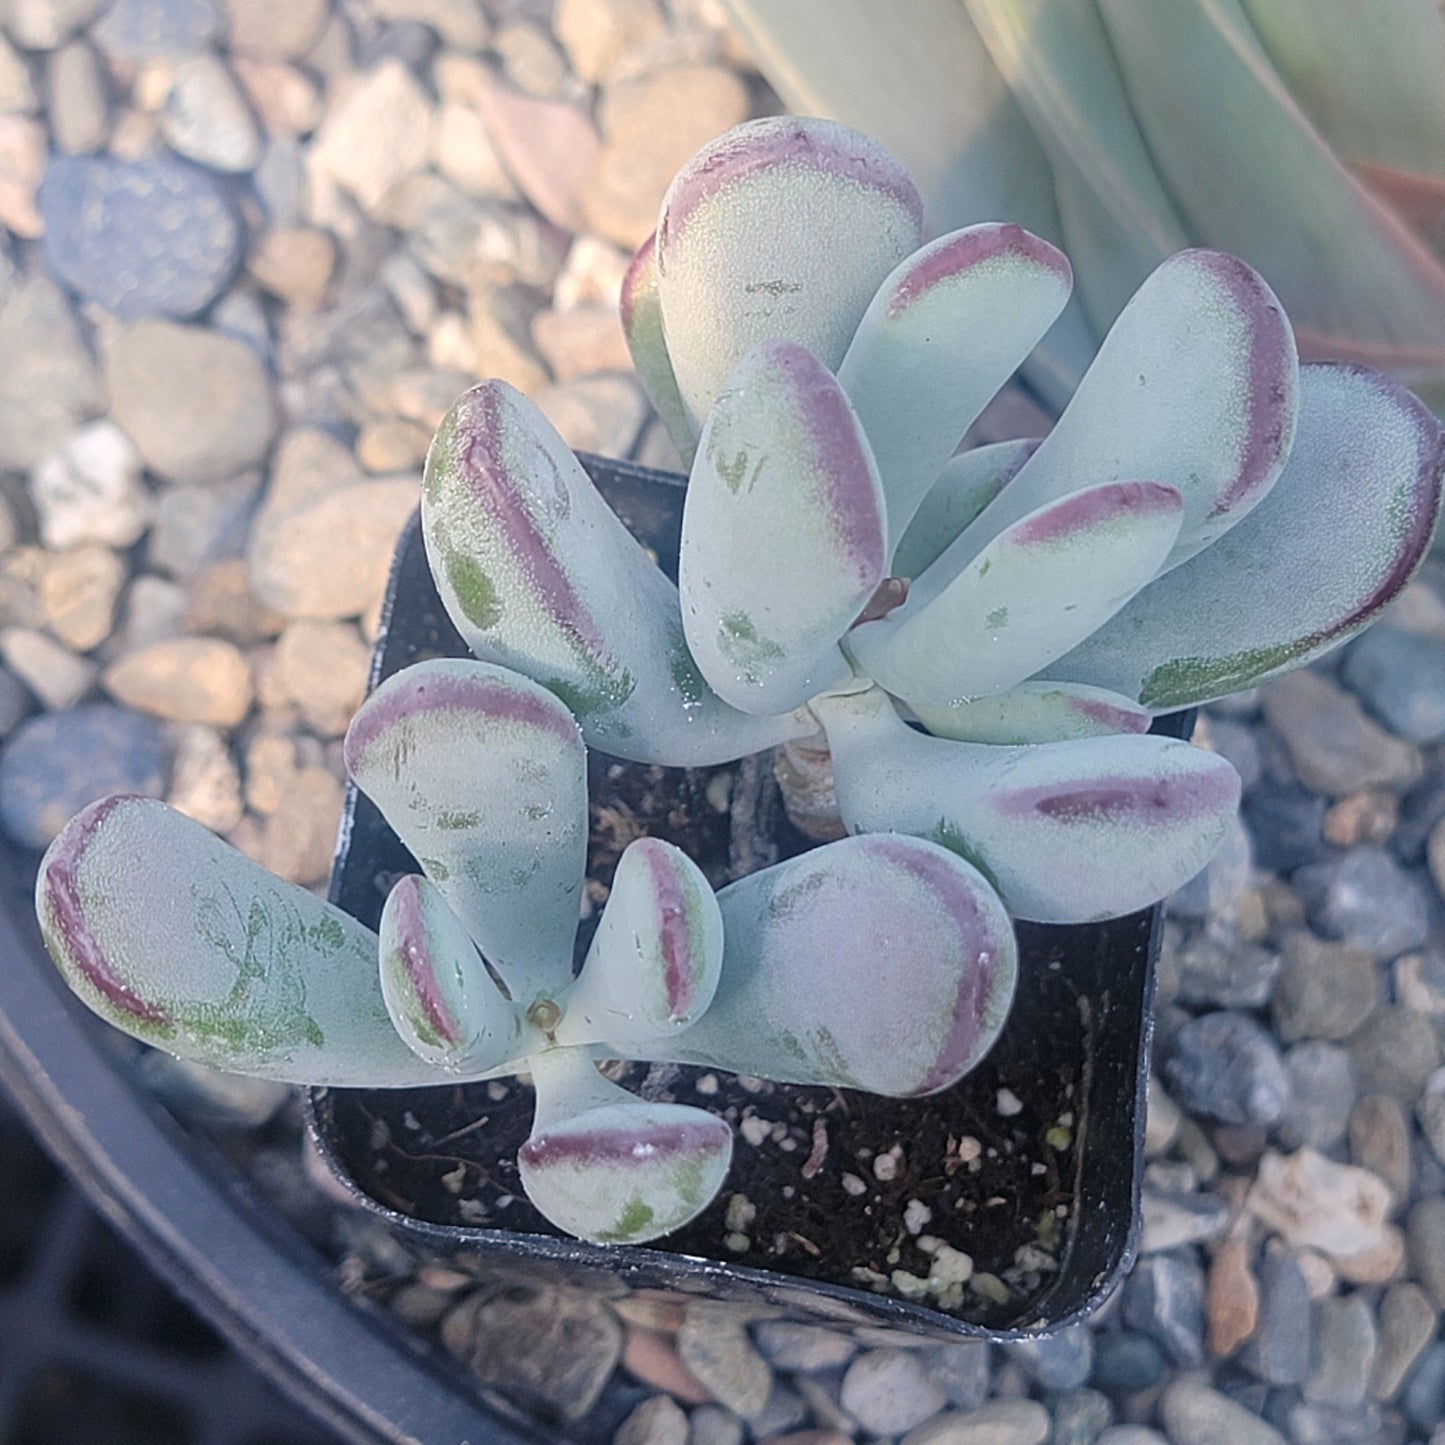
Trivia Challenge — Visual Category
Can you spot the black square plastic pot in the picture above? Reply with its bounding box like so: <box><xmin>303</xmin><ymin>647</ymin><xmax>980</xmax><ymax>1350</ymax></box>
<box><xmin>309</xmin><ymin>453</ymin><xmax>1191</xmax><ymax>1344</ymax></box>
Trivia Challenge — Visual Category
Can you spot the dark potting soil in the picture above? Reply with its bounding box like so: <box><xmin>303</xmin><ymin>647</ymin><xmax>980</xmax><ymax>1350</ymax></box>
<box><xmin>322</xmin><ymin>750</ymin><xmax>1086</xmax><ymax>1330</ymax></box>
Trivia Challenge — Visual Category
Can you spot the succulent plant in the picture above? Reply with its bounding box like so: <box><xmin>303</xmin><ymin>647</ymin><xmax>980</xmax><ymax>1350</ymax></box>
<box><xmin>721</xmin><ymin>1</ymin><xmax>1445</xmax><ymax>414</ymax></box>
<box><xmin>422</xmin><ymin>116</ymin><xmax>1445</xmax><ymax>929</ymax></box>
<box><xmin>36</xmin><ymin>659</ymin><xmax>1017</xmax><ymax>1245</ymax></box>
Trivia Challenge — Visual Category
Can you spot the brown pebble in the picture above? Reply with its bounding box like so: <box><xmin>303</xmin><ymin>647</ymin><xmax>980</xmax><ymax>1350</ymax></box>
<box><xmin>1350</xmin><ymin>1094</ymin><xmax>1413</xmax><ymax>1201</ymax></box>
<box><xmin>1206</xmin><ymin>1237</ymin><xmax>1259</xmax><ymax>1357</ymax></box>
<box><xmin>1323</xmin><ymin>787</ymin><xmax>1398</xmax><ymax>847</ymax></box>
<box><xmin>621</xmin><ymin>1325</ymin><xmax>712</xmax><ymax>1404</ymax></box>
<box><xmin>1213</xmin><ymin>1124</ymin><xmax>1268</xmax><ymax>1168</ymax></box>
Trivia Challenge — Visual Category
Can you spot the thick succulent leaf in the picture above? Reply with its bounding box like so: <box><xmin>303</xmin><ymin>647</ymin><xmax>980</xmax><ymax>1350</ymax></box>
<box><xmin>620</xmin><ymin>234</ymin><xmax>696</xmax><ymax>463</ymax></box>
<box><xmin>836</xmin><ymin>224</ymin><xmax>1071</xmax><ymax>550</ymax></box>
<box><xmin>654</xmin><ymin>116</ymin><xmax>923</xmax><ymax>428</ymax></box>
<box><xmin>957</xmin><ymin>250</ymin><xmax>1298</xmax><ymax>573</ymax></box>
<box><xmin>1241</xmin><ymin>0</ymin><xmax>1445</xmax><ymax>185</ymax></box>
<box><xmin>558</xmin><ymin>838</ymin><xmax>723</xmax><ymax>1049</ymax></box>
<box><xmin>848</xmin><ymin>481</ymin><xmax>1183</xmax><ymax>710</ymax></box>
<box><xmin>36</xmin><ymin>795</ymin><xmax>439</xmax><ymax>1086</ymax></box>
<box><xmin>814</xmin><ymin>688</ymin><xmax>1240</xmax><ymax>924</ymax></box>
<box><xmin>914</xmin><ymin>681</ymin><xmax>1151</xmax><ymax>744</ymax></box>
<box><xmin>379</xmin><ymin>874</ymin><xmax>532</xmax><ymax>1073</ymax></box>
<box><xmin>422</xmin><ymin>381</ymin><xmax>807</xmax><ymax>766</ymax></box>
<box><xmin>644</xmin><ymin>834</ymin><xmax>1017</xmax><ymax>1096</ymax></box>
<box><xmin>963</xmin><ymin>0</ymin><xmax>1190</xmax><ymax>338</ymax></box>
<box><xmin>718</xmin><ymin>0</ymin><xmax>1097</xmax><ymax>408</ymax></box>
<box><xmin>1095</xmin><ymin>0</ymin><xmax>1445</xmax><ymax>377</ymax></box>
<box><xmin>519</xmin><ymin>1047</ymin><xmax>732</xmax><ymax>1244</ymax></box>
<box><xmin>344</xmin><ymin>658</ymin><xmax>586</xmax><ymax>999</ymax></box>
<box><xmin>892</xmin><ymin>439</ymin><xmax>1037</xmax><ymax>581</ymax></box>
<box><xmin>681</xmin><ymin>341</ymin><xmax>883</xmax><ymax>715</ymax></box>
<box><xmin>1049</xmin><ymin>363</ymin><xmax>1445</xmax><ymax>710</ymax></box>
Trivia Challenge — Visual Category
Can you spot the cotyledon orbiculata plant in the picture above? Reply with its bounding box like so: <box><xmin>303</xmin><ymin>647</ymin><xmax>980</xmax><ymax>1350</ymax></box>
<box><xmin>36</xmin><ymin>659</ymin><xmax>1017</xmax><ymax>1245</ymax></box>
<box><xmin>420</xmin><ymin>116</ymin><xmax>1445</xmax><ymax>926</ymax></box>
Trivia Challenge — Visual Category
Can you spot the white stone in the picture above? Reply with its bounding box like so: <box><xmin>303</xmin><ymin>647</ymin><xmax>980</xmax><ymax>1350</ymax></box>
<box><xmin>30</xmin><ymin>420</ymin><xmax>150</xmax><ymax>550</ymax></box>
<box><xmin>161</xmin><ymin>55</ymin><xmax>262</xmax><ymax>172</ymax></box>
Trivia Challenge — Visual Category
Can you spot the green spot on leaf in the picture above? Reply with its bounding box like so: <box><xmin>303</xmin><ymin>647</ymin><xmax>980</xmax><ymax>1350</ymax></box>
<box><xmin>445</xmin><ymin>552</ymin><xmax>503</xmax><ymax>630</ymax></box>
<box><xmin>929</xmin><ymin>819</ymin><xmax>1001</xmax><ymax>893</ymax></box>
<box><xmin>435</xmin><ymin>810</ymin><xmax>482</xmax><ymax>831</ymax></box>
<box><xmin>1139</xmin><ymin>639</ymin><xmax>1311</xmax><ymax>710</ymax></box>
<box><xmin>985</xmin><ymin>606</ymin><xmax>1009</xmax><ymax>629</ymax></box>
<box><xmin>717</xmin><ymin>612</ymin><xmax>784</xmax><ymax>684</ymax></box>
<box><xmin>598</xmin><ymin>1196</ymin><xmax>655</xmax><ymax>1244</ymax></box>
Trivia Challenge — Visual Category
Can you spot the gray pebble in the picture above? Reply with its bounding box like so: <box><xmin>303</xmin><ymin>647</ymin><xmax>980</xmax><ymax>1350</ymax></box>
<box><xmin>1284</xmin><ymin>1400</ymin><xmax>1386</xmax><ymax>1445</ymax></box>
<box><xmin>1242</xmin><ymin>779</ymin><xmax>1328</xmax><ymax>874</ymax></box>
<box><xmin>0</xmin><ymin>665</ymin><xmax>33</xmax><ymax>737</ymax></box>
<box><xmin>1419</xmin><ymin>1068</ymin><xmax>1445</xmax><ymax>1167</ymax></box>
<box><xmin>1276</xmin><ymin>1041</ymin><xmax>1357</xmax><ymax>1151</ymax></box>
<box><xmin>1407</xmin><ymin>1197</ymin><xmax>1445</xmax><ymax>1309</ymax></box>
<box><xmin>47</xmin><ymin>40</ymin><xmax>108</xmax><ymax>155</ymax></box>
<box><xmin>1239</xmin><ymin>1250</ymin><xmax>1313</xmax><ymax>1387</ymax></box>
<box><xmin>1273</xmin><ymin>932</ymin><xmax>1380</xmax><ymax>1043</ymax></box>
<box><xmin>1049</xmin><ymin>1388</ymin><xmax>1113</xmax><ymax>1445</ymax></box>
<box><xmin>686</xmin><ymin>1404</ymin><xmax>742</xmax><ymax>1445</ymax></box>
<box><xmin>40</xmin><ymin>153</ymin><xmax>242</xmax><ymax>319</ymax></box>
<box><xmin>613</xmin><ymin>1393</ymin><xmax>686</xmax><ymax>1445</ymax></box>
<box><xmin>1167</xmin><ymin>813</ymin><xmax>1252</xmax><ymax>925</ymax></box>
<box><xmin>1095</xmin><ymin>1431</ymin><xmax>1167</xmax><ymax>1445</ymax></box>
<box><xmin>91</xmin><ymin>0</ymin><xmax>221</xmax><ymax>58</ymax></box>
<box><xmin>1090</xmin><ymin>1331</ymin><xmax>1164</xmax><ymax>1394</ymax></box>
<box><xmin>839</xmin><ymin>1348</ymin><xmax>947</xmax><ymax>1437</ymax></box>
<box><xmin>1175</xmin><ymin>934</ymin><xmax>1280</xmax><ymax>1011</ymax></box>
<box><xmin>0</xmin><ymin>703</ymin><xmax>165</xmax><ymax>848</ymax></box>
<box><xmin>677</xmin><ymin>1311</ymin><xmax>772</xmax><ymax>1423</ymax></box>
<box><xmin>1121</xmin><ymin>1255</ymin><xmax>1205</xmax><ymax>1365</ymax></box>
<box><xmin>1294</xmin><ymin>846</ymin><xmax>1433</xmax><ymax>958</ymax></box>
<box><xmin>1162</xmin><ymin>1011</ymin><xmax>1290</xmax><ymax>1126</ymax></box>
<box><xmin>752</xmin><ymin>1321</ymin><xmax>856</xmax><ymax>1373</ymax></box>
<box><xmin>1160</xmin><ymin>1379</ymin><xmax>1286</xmax><ymax>1445</ymax></box>
<box><xmin>1004</xmin><ymin>1325</ymin><xmax>1091</xmax><ymax>1390</ymax></box>
<box><xmin>1397</xmin><ymin>767</ymin><xmax>1445</xmax><ymax>862</ymax></box>
<box><xmin>1302</xmin><ymin>1294</ymin><xmax>1376</xmax><ymax>1407</ymax></box>
<box><xmin>150</xmin><ymin>474</ymin><xmax>262</xmax><ymax>580</ymax></box>
<box><xmin>1370</xmin><ymin>1282</ymin><xmax>1438</xmax><ymax>1402</ymax></box>
<box><xmin>1199</xmin><ymin>711</ymin><xmax>1262</xmax><ymax>788</ymax></box>
<box><xmin>1138</xmin><ymin>1187</ymin><xmax>1231</xmax><ymax>1254</ymax></box>
<box><xmin>920</xmin><ymin>1341</ymin><xmax>990</xmax><ymax>1411</ymax></box>
<box><xmin>1342</xmin><ymin>625</ymin><xmax>1445</xmax><ymax>744</ymax></box>
<box><xmin>1349</xmin><ymin>1006</ymin><xmax>1442</xmax><ymax>1101</ymax></box>
<box><xmin>901</xmin><ymin>1400</ymin><xmax>1049</xmax><ymax>1445</ymax></box>
<box><xmin>749</xmin><ymin>1381</ymin><xmax>808</xmax><ymax>1439</ymax></box>
<box><xmin>1403</xmin><ymin>1341</ymin><xmax>1445</xmax><ymax>1432</ymax></box>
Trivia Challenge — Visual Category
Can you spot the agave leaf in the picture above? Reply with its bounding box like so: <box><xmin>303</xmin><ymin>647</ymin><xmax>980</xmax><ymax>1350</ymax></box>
<box><xmin>956</xmin><ymin>250</ymin><xmax>1298</xmax><ymax>575</ymax></box>
<box><xmin>557</xmin><ymin>838</ymin><xmax>723</xmax><ymax>1049</ymax></box>
<box><xmin>519</xmin><ymin>1047</ymin><xmax>732</xmax><ymax>1244</ymax></box>
<box><xmin>620</xmin><ymin>234</ymin><xmax>696</xmax><ymax>464</ymax></box>
<box><xmin>835</xmin><ymin>225</ymin><xmax>1071</xmax><ymax>551</ymax></box>
<box><xmin>422</xmin><ymin>381</ymin><xmax>807</xmax><ymax>766</ymax></box>
<box><xmin>963</xmin><ymin>0</ymin><xmax>1191</xmax><ymax>340</ymax></box>
<box><xmin>848</xmin><ymin>481</ymin><xmax>1183</xmax><ymax>710</ymax></box>
<box><xmin>36</xmin><ymin>795</ymin><xmax>440</xmax><ymax>1086</ymax></box>
<box><xmin>379</xmin><ymin>874</ymin><xmax>532</xmax><ymax>1073</ymax></box>
<box><xmin>654</xmin><ymin>116</ymin><xmax>923</xmax><ymax>428</ymax></box>
<box><xmin>344</xmin><ymin>658</ymin><xmax>586</xmax><ymax>999</ymax></box>
<box><xmin>718</xmin><ymin>0</ymin><xmax>1097</xmax><ymax>407</ymax></box>
<box><xmin>681</xmin><ymin>341</ymin><xmax>884</xmax><ymax>715</ymax></box>
<box><xmin>1049</xmin><ymin>363</ymin><xmax>1445</xmax><ymax>710</ymax></box>
<box><xmin>914</xmin><ymin>681</ymin><xmax>1151</xmax><ymax>744</ymax></box>
<box><xmin>814</xmin><ymin>688</ymin><xmax>1240</xmax><ymax>924</ymax></box>
<box><xmin>1240</xmin><ymin>0</ymin><xmax>1445</xmax><ymax>186</ymax></box>
<box><xmin>892</xmin><ymin>439</ymin><xmax>1038</xmax><ymax>581</ymax></box>
<box><xmin>643</xmin><ymin>834</ymin><xmax>1017</xmax><ymax>1096</ymax></box>
<box><xmin>1096</xmin><ymin>0</ymin><xmax>1445</xmax><ymax>376</ymax></box>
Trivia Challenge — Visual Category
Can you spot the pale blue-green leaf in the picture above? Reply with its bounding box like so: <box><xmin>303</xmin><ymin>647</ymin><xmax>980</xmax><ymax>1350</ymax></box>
<box><xmin>344</xmin><ymin>658</ymin><xmax>586</xmax><ymax>1000</ymax></box>
<box><xmin>36</xmin><ymin>795</ymin><xmax>440</xmax><ymax>1085</ymax></box>
<box><xmin>1048</xmin><ymin>363</ymin><xmax>1445</xmax><ymax>710</ymax></box>
<box><xmin>1096</xmin><ymin>0</ymin><xmax>1445</xmax><ymax>377</ymax></box>
<box><xmin>640</xmin><ymin>834</ymin><xmax>1017</xmax><ymax>1096</ymax></box>
<box><xmin>557</xmin><ymin>838</ymin><xmax>723</xmax><ymax>1049</ymax></box>
<box><xmin>814</xmin><ymin>687</ymin><xmax>1240</xmax><ymax>923</ymax></box>
<box><xmin>892</xmin><ymin>438</ymin><xmax>1037</xmax><ymax>581</ymax></box>
<box><xmin>955</xmin><ymin>249</ymin><xmax>1298</xmax><ymax>573</ymax></box>
<box><xmin>621</xmin><ymin>234</ymin><xmax>696</xmax><ymax>464</ymax></box>
<box><xmin>848</xmin><ymin>480</ymin><xmax>1182</xmax><ymax>710</ymax></box>
<box><xmin>718</xmin><ymin>0</ymin><xmax>1095</xmax><ymax>407</ymax></box>
<box><xmin>654</xmin><ymin>116</ymin><xmax>923</xmax><ymax>428</ymax></box>
<box><xmin>379</xmin><ymin>874</ymin><xmax>531</xmax><ymax>1074</ymax></box>
<box><xmin>838</xmin><ymin>224</ymin><xmax>1072</xmax><ymax>551</ymax></box>
<box><xmin>422</xmin><ymin>380</ymin><xmax>808</xmax><ymax>765</ymax></box>
<box><xmin>681</xmin><ymin>341</ymin><xmax>883</xmax><ymax>715</ymax></box>
<box><xmin>519</xmin><ymin>1046</ymin><xmax>732</xmax><ymax>1244</ymax></box>
<box><xmin>963</xmin><ymin>0</ymin><xmax>1191</xmax><ymax>337</ymax></box>
<box><xmin>914</xmin><ymin>680</ymin><xmax>1151</xmax><ymax>744</ymax></box>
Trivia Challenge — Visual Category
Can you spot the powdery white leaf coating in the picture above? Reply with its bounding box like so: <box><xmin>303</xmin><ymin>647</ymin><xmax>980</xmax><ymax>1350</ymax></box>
<box><xmin>1050</xmin><ymin>363</ymin><xmax>1445</xmax><ymax>711</ymax></box>
<box><xmin>837</xmin><ymin>224</ymin><xmax>1071</xmax><ymax>550</ymax></box>
<box><xmin>847</xmin><ymin>480</ymin><xmax>1183</xmax><ymax>710</ymax></box>
<box><xmin>422</xmin><ymin>380</ymin><xmax>806</xmax><ymax>766</ymax></box>
<box><xmin>379</xmin><ymin>874</ymin><xmax>532</xmax><ymax>1074</ymax></box>
<box><xmin>655</xmin><ymin>116</ymin><xmax>923</xmax><ymax>428</ymax></box>
<box><xmin>344</xmin><ymin>658</ymin><xmax>587</xmax><ymax>1000</ymax></box>
<box><xmin>642</xmin><ymin>834</ymin><xmax>1018</xmax><ymax>1097</ymax></box>
<box><xmin>681</xmin><ymin>340</ymin><xmax>884</xmax><ymax>715</ymax></box>
<box><xmin>892</xmin><ymin>438</ymin><xmax>1038</xmax><ymax>583</ymax></box>
<box><xmin>814</xmin><ymin>687</ymin><xmax>1240</xmax><ymax>924</ymax></box>
<box><xmin>620</xmin><ymin>234</ymin><xmax>696</xmax><ymax>464</ymax></box>
<box><xmin>558</xmin><ymin>837</ymin><xmax>723</xmax><ymax>1049</ymax></box>
<box><xmin>36</xmin><ymin>795</ymin><xmax>440</xmax><ymax>1085</ymax></box>
<box><xmin>954</xmin><ymin>250</ymin><xmax>1298</xmax><ymax>572</ymax></box>
<box><xmin>519</xmin><ymin>1048</ymin><xmax>733</xmax><ymax>1244</ymax></box>
<box><xmin>913</xmin><ymin>681</ymin><xmax>1152</xmax><ymax>744</ymax></box>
